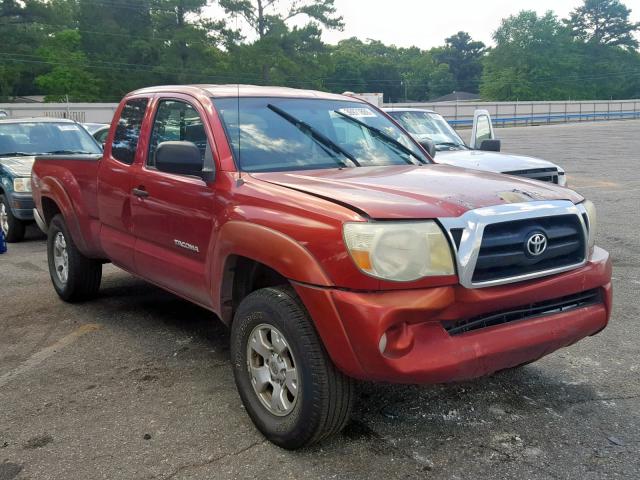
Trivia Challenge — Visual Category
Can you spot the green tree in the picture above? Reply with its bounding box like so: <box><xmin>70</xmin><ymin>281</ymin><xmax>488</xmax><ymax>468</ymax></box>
<box><xmin>396</xmin><ymin>46</ymin><xmax>453</xmax><ymax>100</ymax></box>
<box><xmin>227</xmin><ymin>22</ymin><xmax>331</xmax><ymax>88</ymax></box>
<box><xmin>35</xmin><ymin>29</ymin><xmax>101</xmax><ymax>101</ymax></box>
<box><xmin>75</xmin><ymin>0</ymin><xmax>158</xmax><ymax>98</ymax></box>
<box><xmin>564</xmin><ymin>0</ymin><xmax>640</xmax><ymax>50</ymax></box>
<box><xmin>324</xmin><ymin>39</ymin><xmax>453</xmax><ymax>102</ymax></box>
<box><xmin>481</xmin><ymin>11</ymin><xmax>580</xmax><ymax>100</ymax></box>
<box><xmin>0</xmin><ymin>0</ymin><xmax>55</xmax><ymax>99</ymax></box>
<box><xmin>433</xmin><ymin>31</ymin><xmax>485</xmax><ymax>93</ymax></box>
<box><xmin>220</xmin><ymin>0</ymin><xmax>343</xmax><ymax>39</ymax></box>
<box><xmin>220</xmin><ymin>0</ymin><xmax>343</xmax><ymax>82</ymax></box>
<box><xmin>152</xmin><ymin>0</ymin><xmax>228</xmax><ymax>84</ymax></box>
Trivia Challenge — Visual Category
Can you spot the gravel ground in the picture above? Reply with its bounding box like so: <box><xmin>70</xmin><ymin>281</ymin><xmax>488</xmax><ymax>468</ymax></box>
<box><xmin>0</xmin><ymin>120</ymin><xmax>639</xmax><ymax>480</ymax></box>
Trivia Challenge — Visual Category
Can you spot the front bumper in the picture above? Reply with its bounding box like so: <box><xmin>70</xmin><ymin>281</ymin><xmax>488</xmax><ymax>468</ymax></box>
<box><xmin>7</xmin><ymin>192</ymin><xmax>35</xmax><ymax>221</ymax></box>
<box><xmin>294</xmin><ymin>246</ymin><xmax>612</xmax><ymax>384</ymax></box>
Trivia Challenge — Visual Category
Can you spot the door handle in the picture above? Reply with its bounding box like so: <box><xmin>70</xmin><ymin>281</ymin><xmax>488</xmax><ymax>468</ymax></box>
<box><xmin>132</xmin><ymin>187</ymin><xmax>149</xmax><ymax>198</ymax></box>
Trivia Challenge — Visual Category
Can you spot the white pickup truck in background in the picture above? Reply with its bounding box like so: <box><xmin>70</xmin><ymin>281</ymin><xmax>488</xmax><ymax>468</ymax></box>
<box><xmin>384</xmin><ymin>108</ymin><xmax>567</xmax><ymax>186</ymax></box>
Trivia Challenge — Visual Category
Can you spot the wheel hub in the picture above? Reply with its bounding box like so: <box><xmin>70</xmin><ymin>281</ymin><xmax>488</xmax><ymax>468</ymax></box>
<box><xmin>247</xmin><ymin>324</ymin><xmax>299</xmax><ymax>417</ymax></box>
<box><xmin>268</xmin><ymin>353</ymin><xmax>287</xmax><ymax>381</ymax></box>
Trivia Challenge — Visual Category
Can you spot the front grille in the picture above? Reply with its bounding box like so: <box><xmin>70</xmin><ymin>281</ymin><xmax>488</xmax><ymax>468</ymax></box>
<box><xmin>504</xmin><ymin>167</ymin><xmax>559</xmax><ymax>184</ymax></box>
<box><xmin>445</xmin><ymin>289</ymin><xmax>602</xmax><ymax>335</ymax></box>
<box><xmin>472</xmin><ymin>214</ymin><xmax>585</xmax><ymax>284</ymax></box>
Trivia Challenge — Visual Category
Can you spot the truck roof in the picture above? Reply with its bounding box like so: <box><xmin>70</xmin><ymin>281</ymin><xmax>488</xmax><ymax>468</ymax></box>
<box><xmin>129</xmin><ymin>84</ymin><xmax>358</xmax><ymax>101</ymax></box>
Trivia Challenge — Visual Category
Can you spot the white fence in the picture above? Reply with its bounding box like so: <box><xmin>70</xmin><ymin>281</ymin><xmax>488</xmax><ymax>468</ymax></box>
<box><xmin>385</xmin><ymin>99</ymin><xmax>640</xmax><ymax>127</ymax></box>
<box><xmin>2</xmin><ymin>99</ymin><xmax>640</xmax><ymax>128</ymax></box>
<box><xmin>0</xmin><ymin>103</ymin><xmax>118</xmax><ymax>124</ymax></box>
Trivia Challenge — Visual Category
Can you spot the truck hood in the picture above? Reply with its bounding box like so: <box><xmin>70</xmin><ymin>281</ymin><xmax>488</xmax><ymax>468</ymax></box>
<box><xmin>0</xmin><ymin>156</ymin><xmax>35</xmax><ymax>177</ymax></box>
<box><xmin>435</xmin><ymin>149</ymin><xmax>559</xmax><ymax>173</ymax></box>
<box><xmin>251</xmin><ymin>164</ymin><xmax>583</xmax><ymax>219</ymax></box>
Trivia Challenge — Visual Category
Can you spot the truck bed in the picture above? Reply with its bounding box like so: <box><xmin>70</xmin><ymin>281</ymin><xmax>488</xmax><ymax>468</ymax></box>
<box><xmin>32</xmin><ymin>154</ymin><xmax>104</xmax><ymax>257</ymax></box>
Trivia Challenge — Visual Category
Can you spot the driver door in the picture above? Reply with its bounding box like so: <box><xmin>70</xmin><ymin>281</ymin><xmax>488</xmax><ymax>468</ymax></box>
<box><xmin>130</xmin><ymin>96</ymin><xmax>217</xmax><ymax>307</ymax></box>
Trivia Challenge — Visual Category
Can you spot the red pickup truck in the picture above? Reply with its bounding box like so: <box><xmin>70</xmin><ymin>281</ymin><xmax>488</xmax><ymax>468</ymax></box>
<box><xmin>32</xmin><ymin>85</ymin><xmax>612</xmax><ymax>449</ymax></box>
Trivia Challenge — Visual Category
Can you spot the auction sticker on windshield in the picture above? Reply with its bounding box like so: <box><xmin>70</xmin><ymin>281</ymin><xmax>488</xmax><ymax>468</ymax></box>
<box><xmin>337</xmin><ymin>107</ymin><xmax>377</xmax><ymax>118</ymax></box>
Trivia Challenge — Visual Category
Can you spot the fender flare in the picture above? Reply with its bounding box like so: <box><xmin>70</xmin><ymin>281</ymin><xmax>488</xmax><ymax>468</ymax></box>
<box><xmin>37</xmin><ymin>176</ymin><xmax>89</xmax><ymax>253</ymax></box>
<box><xmin>211</xmin><ymin>220</ymin><xmax>333</xmax><ymax>318</ymax></box>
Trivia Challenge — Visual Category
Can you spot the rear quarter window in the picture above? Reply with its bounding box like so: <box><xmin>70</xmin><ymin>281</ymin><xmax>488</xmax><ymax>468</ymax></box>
<box><xmin>112</xmin><ymin>98</ymin><xmax>149</xmax><ymax>165</ymax></box>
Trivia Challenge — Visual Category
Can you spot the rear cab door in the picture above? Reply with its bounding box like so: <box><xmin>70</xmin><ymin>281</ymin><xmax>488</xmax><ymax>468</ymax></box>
<box><xmin>130</xmin><ymin>93</ymin><xmax>219</xmax><ymax>307</ymax></box>
<box><xmin>97</xmin><ymin>95</ymin><xmax>152</xmax><ymax>270</ymax></box>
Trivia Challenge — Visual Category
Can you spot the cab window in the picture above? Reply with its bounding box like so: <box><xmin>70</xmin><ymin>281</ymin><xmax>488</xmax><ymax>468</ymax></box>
<box><xmin>112</xmin><ymin>98</ymin><xmax>148</xmax><ymax>165</ymax></box>
<box><xmin>147</xmin><ymin>100</ymin><xmax>211</xmax><ymax>170</ymax></box>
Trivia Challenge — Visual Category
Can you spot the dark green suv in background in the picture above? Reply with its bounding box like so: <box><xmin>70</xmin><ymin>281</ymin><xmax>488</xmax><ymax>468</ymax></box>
<box><xmin>0</xmin><ymin>117</ymin><xmax>102</xmax><ymax>242</ymax></box>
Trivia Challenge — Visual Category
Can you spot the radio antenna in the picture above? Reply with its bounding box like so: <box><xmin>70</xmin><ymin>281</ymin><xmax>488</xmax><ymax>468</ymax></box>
<box><xmin>235</xmin><ymin>12</ymin><xmax>243</xmax><ymax>184</ymax></box>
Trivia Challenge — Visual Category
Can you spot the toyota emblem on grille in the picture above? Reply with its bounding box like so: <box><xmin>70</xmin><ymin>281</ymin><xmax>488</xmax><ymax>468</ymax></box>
<box><xmin>526</xmin><ymin>233</ymin><xmax>548</xmax><ymax>256</ymax></box>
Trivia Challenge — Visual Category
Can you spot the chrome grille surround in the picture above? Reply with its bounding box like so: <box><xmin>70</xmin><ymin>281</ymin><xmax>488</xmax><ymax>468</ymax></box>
<box><xmin>438</xmin><ymin>200</ymin><xmax>590</xmax><ymax>289</ymax></box>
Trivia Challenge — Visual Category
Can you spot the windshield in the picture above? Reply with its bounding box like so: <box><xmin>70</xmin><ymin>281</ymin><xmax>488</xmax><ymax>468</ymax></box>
<box><xmin>214</xmin><ymin>98</ymin><xmax>429</xmax><ymax>172</ymax></box>
<box><xmin>387</xmin><ymin>111</ymin><xmax>466</xmax><ymax>151</ymax></box>
<box><xmin>0</xmin><ymin>122</ymin><xmax>102</xmax><ymax>157</ymax></box>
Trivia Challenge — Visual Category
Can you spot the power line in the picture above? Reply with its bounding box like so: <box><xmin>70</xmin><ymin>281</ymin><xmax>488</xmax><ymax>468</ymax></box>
<box><xmin>3</xmin><ymin>22</ymin><xmax>639</xmax><ymax>89</ymax></box>
<box><xmin>0</xmin><ymin>53</ymin><xmax>350</xmax><ymax>88</ymax></box>
<box><xmin>2</xmin><ymin>51</ymin><xmax>639</xmax><ymax>93</ymax></box>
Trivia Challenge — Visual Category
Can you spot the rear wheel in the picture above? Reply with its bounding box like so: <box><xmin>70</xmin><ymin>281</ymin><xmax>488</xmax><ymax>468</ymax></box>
<box><xmin>231</xmin><ymin>286</ymin><xmax>355</xmax><ymax>449</ymax></box>
<box><xmin>1</xmin><ymin>194</ymin><xmax>26</xmax><ymax>243</ymax></box>
<box><xmin>47</xmin><ymin>214</ymin><xmax>102</xmax><ymax>302</ymax></box>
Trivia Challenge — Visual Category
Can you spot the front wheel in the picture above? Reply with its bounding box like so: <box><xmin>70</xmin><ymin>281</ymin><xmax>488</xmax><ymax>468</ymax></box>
<box><xmin>1</xmin><ymin>194</ymin><xmax>26</xmax><ymax>243</ymax></box>
<box><xmin>231</xmin><ymin>286</ymin><xmax>355</xmax><ymax>449</ymax></box>
<box><xmin>47</xmin><ymin>214</ymin><xmax>102</xmax><ymax>302</ymax></box>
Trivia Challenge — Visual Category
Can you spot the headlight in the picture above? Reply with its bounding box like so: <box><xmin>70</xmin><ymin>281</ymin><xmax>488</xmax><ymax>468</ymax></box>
<box><xmin>13</xmin><ymin>177</ymin><xmax>32</xmax><ymax>193</ymax></box>
<box><xmin>582</xmin><ymin>200</ymin><xmax>597</xmax><ymax>251</ymax></box>
<box><xmin>343</xmin><ymin>221</ymin><xmax>455</xmax><ymax>281</ymax></box>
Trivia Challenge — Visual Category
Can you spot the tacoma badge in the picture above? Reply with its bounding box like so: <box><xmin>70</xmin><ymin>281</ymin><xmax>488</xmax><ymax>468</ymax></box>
<box><xmin>174</xmin><ymin>239</ymin><xmax>200</xmax><ymax>253</ymax></box>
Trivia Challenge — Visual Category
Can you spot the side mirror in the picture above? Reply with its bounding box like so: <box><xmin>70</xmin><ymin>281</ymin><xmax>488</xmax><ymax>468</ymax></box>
<box><xmin>156</xmin><ymin>141</ymin><xmax>203</xmax><ymax>177</ymax></box>
<box><xmin>419</xmin><ymin>139</ymin><xmax>436</xmax><ymax>158</ymax></box>
<box><xmin>480</xmin><ymin>139</ymin><xmax>501</xmax><ymax>152</ymax></box>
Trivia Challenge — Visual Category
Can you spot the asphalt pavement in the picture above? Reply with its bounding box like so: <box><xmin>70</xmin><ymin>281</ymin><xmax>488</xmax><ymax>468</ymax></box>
<box><xmin>1</xmin><ymin>119</ymin><xmax>639</xmax><ymax>479</ymax></box>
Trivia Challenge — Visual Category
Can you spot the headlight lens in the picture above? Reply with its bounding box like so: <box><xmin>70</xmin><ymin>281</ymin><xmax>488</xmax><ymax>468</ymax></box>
<box><xmin>582</xmin><ymin>200</ymin><xmax>597</xmax><ymax>251</ymax></box>
<box><xmin>13</xmin><ymin>177</ymin><xmax>32</xmax><ymax>193</ymax></box>
<box><xmin>343</xmin><ymin>221</ymin><xmax>455</xmax><ymax>281</ymax></box>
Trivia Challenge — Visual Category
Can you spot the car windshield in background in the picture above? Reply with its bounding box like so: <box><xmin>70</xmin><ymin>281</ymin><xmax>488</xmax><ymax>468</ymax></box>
<box><xmin>214</xmin><ymin>98</ymin><xmax>428</xmax><ymax>172</ymax></box>
<box><xmin>0</xmin><ymin>122</ymin><xmax>102</xmax><ymax>157</ymax></box>
<box><xmin>388</xmin><ymin>111</ymin><xmax>467</xmax><ymax>151</ymax></box>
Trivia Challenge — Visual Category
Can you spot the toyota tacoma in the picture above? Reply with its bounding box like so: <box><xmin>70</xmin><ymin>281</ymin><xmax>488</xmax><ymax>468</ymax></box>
<box><xmin>31</xmin><ymin>85</ymin><xmax>612</xmax><ymax>449</ymax></box>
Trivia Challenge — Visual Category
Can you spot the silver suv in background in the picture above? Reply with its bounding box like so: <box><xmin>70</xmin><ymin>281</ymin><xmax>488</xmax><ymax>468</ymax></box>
<box><xmin>384</xmin><ymin>108</ymin><xmax>567</xmax><ymax>186</ymax></box>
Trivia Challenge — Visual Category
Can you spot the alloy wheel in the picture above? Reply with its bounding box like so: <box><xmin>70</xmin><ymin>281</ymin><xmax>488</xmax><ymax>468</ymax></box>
<box><xmin>246</xmin><ymin>324</ymin><xmax>299</xmax><ymax>416</ymax></box>
<box><xmin>53</xmin><ymin>232</ymin><xmax>69</xmax><ymax>284</ymax></box>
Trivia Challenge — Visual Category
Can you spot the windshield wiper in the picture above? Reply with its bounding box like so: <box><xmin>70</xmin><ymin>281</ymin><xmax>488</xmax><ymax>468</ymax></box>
<box><xmin>45</xmin><ymin>150</ymin><xmax>97</xmax><ymax>155</ymax></box>
<box><xmin>334</xmin><ymin>110</ymin><xmax>426</xmax><ymax>165</ymax></box>
<box><xmin>435</xmin><ymin>142</ymin><xmax>466</xmax><ymax>150</ymax></box>
<box><xmin>267</xmin><ymin>104</ymin><xmax>360</xmax><ymax>167</ymax></box>
<box><xmin>0</xmin><ymin>152</ymin><xmax>39</xmax><ymax>157</ymax></box>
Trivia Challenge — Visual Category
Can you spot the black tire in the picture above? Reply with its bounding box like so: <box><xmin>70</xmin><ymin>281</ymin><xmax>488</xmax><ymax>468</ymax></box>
<box><xmin>231</xmin><ymin>285</ymin><xmax>355</xmax><ymax>450</ymax></box>
<box><xmin>1</xmin><ymin>194</ymin><xmax>26</xmax><ymax>243</ymax></box>
<box><xmin>47</xmin><ymin>214</ymin><xmax>102</xmax><ymax>302</ymax></box>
